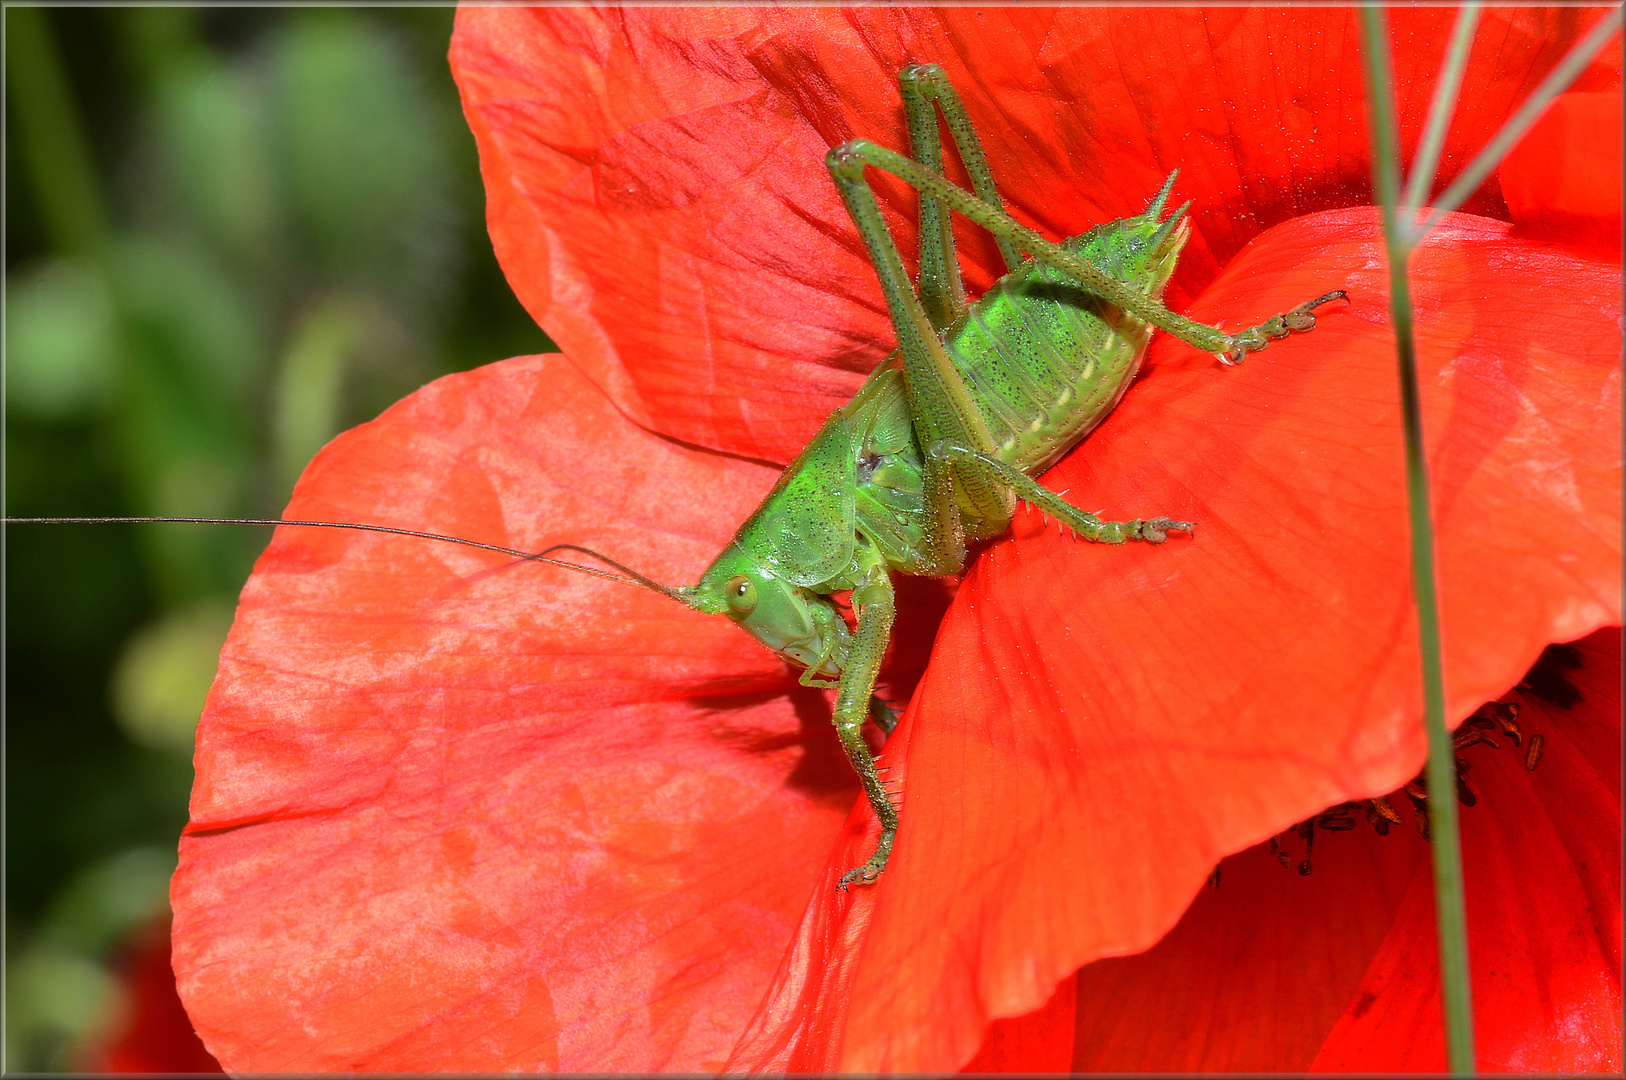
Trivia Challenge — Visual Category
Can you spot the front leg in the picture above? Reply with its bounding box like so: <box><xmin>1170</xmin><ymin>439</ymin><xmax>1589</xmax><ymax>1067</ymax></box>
<box><xmin>834</xmin><ymin>551</ymin><xmax>900</xmax><ymax>889</ymax></box>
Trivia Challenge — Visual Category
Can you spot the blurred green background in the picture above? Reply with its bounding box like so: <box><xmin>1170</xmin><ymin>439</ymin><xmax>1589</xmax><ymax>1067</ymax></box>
<box><xmin>5</xmin><ymin>7</ymin><xmax>550</xmax><ymax>1069</ymax></box>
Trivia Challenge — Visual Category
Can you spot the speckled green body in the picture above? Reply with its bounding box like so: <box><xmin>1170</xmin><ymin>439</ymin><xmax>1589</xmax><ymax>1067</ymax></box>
<box><xmin>688</xmin><ymin>189</ymin><xmax>1189</xmax><ymax>665</ymax></box>
<box><xmin>943</xmin><ymin>211</ymin><xmax>1187</xmax><ymax>478</ymax></box>
<box><xmin>675</xmin><ymin>62</ymin><xmax>1339</xmax><ymax>888</ymax></box>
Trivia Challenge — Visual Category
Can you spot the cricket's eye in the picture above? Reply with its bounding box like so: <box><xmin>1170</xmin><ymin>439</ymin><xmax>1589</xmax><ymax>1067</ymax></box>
<box><xmin>725</xmin><ymin>575</ymin><xmax>758</xmax><ymax>614</ymax></box>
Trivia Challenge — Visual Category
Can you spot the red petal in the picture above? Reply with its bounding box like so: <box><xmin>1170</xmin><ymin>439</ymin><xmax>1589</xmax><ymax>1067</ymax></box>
<box><xmin>1312</xmin><ymin>628</ymin><xmax>1622</xmax><ymax>1071</ymax></box>
<box><xmin>172</xmin><ymin>356</ymin><xmax>858</xmax><ymax>1072</ymax></box>
<box><xmin>738</xmin><ymin>209</ymin><xmax>1620</xmax><ymax>1071</ymax></box>
<box><xmin>1065</xmin><ymin>632</ymin><xmax>1619</xmax><ymax>1072</ymax></box>
<box><xmin>452</xmin><ymin>7</ymin><xmax>1618</xmax><ymax>463</ymax></box>
<box><xmin>1501</xmin><ymin>91</ymin><xmax>1624</xmax><ymax>252</ymax></box>
<box><xmin>960</xmin><ymin>979</ymin><xmax>1077</xmax><ymax>1073</ymax></box>
<box><xmin>1071</xmin><ymin>816</ymin><xmax>1426</xmax><ymax>1070</ymax></box>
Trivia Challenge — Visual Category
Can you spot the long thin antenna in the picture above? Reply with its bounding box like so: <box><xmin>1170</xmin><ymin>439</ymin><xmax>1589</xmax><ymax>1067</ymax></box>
<box><xmin>536</xmin><ymin>543</ymin><xmax>686</xmax><ymax>601</ymax></box>
<box><xmin>3</xmin><ymin>516</ymin><xmax>684</xmax><ymax>599</ymax></box>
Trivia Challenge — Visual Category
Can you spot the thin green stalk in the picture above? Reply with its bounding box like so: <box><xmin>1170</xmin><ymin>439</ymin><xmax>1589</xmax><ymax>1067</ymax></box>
<box><xmin>1359</xmin><ymin>8</ymin><xmax>1475</xmax><ymax>1074</ymax></box>
<box><xmin>1403</xmin><ymin>4</ymin><xmax>1480</xmax><ymax>210</ymax></box>
<box><xmin>1412</xmin><ymin>6</ymin><xmax>1622</xmax><ymax>241</ymax></box>
<box><xmin>4</xmin><ymin>6</ymin><xmax>110</xmax><ymax>259</ymax></box>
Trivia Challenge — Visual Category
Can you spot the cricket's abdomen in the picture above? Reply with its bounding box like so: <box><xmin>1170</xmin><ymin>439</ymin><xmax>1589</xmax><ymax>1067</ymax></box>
<box><xmin>942</xmin><ymin>204</ymin><xmax>1189</xmax><ymax>477</ymax></box>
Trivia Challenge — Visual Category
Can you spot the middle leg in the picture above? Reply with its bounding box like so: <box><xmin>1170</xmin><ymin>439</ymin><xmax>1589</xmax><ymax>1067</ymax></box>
<box><xmin>929</xmin><ymin>440</ymin><xmax>1193</xmax><ymax>544</ymax></box>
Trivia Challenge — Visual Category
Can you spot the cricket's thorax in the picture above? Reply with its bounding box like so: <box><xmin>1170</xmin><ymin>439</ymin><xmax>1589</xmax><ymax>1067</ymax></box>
<box><xmin>683</xmin><ymin>367</ymin><xmax>926</xmax><ymax>678</ymax></box>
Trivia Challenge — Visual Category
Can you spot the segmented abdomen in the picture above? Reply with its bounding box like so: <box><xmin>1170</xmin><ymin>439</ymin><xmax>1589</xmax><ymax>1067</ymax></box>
<box><xmin>941</xmin><ymin>210</ymin><xmax>1188</xmax><ymax>476</ymax></box>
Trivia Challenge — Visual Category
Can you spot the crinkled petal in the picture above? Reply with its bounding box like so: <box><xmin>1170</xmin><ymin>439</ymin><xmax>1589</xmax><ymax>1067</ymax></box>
<box><xmin>960</xmin><ymin>979</ymin><xmax>1078</xmax><ymax>1073</ymax></box>
<box><xmin>1312</xmin><ymin>628</ymin><xmax>1622</xmax><ymax>1071</ymax></box>
<box><xmin>1065</xmin><ymin>629</ymin><xmax>1619</xmax><ymax>1072</ymax></box>
<box><xmin>733</xmin><ymin>209</ymin><xmax>1621</xmax><ymax>1072</ymax></box>
<box><xmin>1070</xmin><ymin>814</ymin><xmax>1425</xmax><ymax>1071</ymax></box>
<box><xmin>451</xmin><ymin>6</ymin><xmax>1618</xmax><ymax>462</ymax></box>
<box><xmin>171</xmin><ymin>355</ymin><xmax>859</xmax><ymax>1072</ymax></box>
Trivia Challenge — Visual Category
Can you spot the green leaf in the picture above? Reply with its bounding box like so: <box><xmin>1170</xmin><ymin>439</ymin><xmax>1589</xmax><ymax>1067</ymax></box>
<box><xmin>4</xmin><ymin>259</ymin><xmax>117</xmax><ymax>418</ymax></box>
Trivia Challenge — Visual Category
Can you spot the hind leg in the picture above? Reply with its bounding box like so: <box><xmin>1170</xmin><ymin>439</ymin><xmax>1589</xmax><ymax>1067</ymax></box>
<box><xmin>830</xmin><ymin>137</ymin><xmax>1348</xmax><ymax>364</ymax></box>
<box><xmin>898</xmin><ymin>62</ymin><xmax>1023</xmax><ymax>330</ymax></box>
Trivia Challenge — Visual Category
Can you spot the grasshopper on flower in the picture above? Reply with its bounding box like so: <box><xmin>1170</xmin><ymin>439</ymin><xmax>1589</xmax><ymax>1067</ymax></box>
<box><xmin>9</xmin><ymin>63</ymin><xmax>1346</xmax><ymax>890</ymax></box>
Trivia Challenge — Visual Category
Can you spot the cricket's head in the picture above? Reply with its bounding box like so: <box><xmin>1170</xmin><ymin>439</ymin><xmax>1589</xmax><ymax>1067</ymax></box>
<box><xmin>681</xmin><ymin>543</ymin><xmax>850</xmax><ymax>679</ymax></box>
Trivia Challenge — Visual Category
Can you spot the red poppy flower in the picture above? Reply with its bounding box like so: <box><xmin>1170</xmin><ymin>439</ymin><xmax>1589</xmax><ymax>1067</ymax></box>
<box><xmin>1066</xmin><ymin>627</ymin><xmax>1621</xmax><ymax>1072</ymax></box>
<box><xmin>171</xmin><ymin>8</ymin><xmax>1621</xmax><ymax>1073</ymax></box>
<box><xmin>76</xmin><ymin>918</ymin><xmax>223</xmax><ymax>1074</ymax></box>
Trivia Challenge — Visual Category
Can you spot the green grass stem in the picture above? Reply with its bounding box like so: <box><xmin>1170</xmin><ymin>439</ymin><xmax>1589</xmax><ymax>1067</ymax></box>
<box><xmin>1412</xmin><ymin>6</ymin><xmax>1622</xmax><ymax>241</ymax></box>
<box><xmin>1359</xmin><ymin>8</ymin><xmax>1475</xmax><ymax>1073</ymax></box>
<box><xmin>1403</xmin><ymin>5</ymin><xmax>1481</xmax><ymax>211</ymax></box>
<box><xmin>4</xmin><ymin>7</ymin><xmax>110</xmax><ymax>259</ymax></box>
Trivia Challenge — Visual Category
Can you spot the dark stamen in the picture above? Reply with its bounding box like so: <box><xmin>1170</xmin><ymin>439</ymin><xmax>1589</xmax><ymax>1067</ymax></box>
<box><xmin>1524</xmin><ymin>733</ymin><xmax>1545</xmax><ymax>771</ymax></box>
<box><xmin>1453</xmin><ymin>763</ymin><xmax>1478</xmax><ymax>808</ymax></box>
